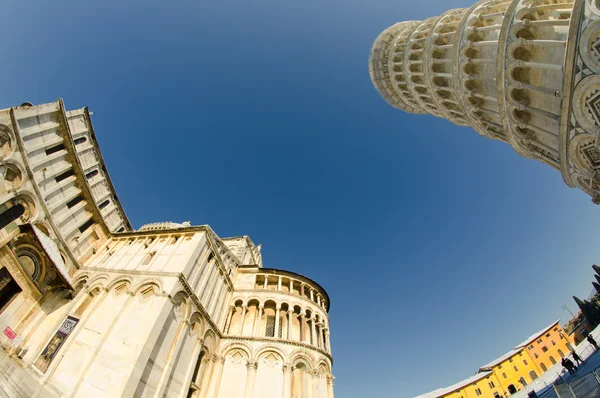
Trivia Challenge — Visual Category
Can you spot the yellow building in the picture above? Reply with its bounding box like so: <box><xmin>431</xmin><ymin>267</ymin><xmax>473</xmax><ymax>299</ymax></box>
<box><xmin>416</xmin><ymin>322</ymin><xmax>574</xmax><ymax>398</ymax></box>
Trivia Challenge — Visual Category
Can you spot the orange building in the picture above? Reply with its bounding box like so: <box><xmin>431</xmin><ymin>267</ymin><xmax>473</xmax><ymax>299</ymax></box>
<box><xmin>416</xmin><ymin>321</ymin><xmax>574</xmax><ymax>398</ymax></box>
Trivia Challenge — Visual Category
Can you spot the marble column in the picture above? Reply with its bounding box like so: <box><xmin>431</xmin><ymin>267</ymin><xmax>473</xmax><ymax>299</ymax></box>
<box><xmin>310</xmin><ymin>318</ymin><xmax>317</xmax><ymax>347</ymax></box>
<box><xmin>327</xmin><ymin>375</ymin><xmax>335</xmax><ymax>398</ymax></box>
<box><xmin>197</xmin><ymin>354</ymin><xmax>213</xmax><ymax>398</ymax></box>
<box><xmin>204</xmin><ymin>355</ymin><xmax>225</xmax><ymax>398</ymax></box>
<box><xmin>274</xmin><ymin>306</ymin><xmax>281</xmax><ymax>338</ymax></box>
<box><xmin>253</xmin><ymin>305</ymin><xmax>263</xmax><ymax>336</ymax></box>
<box><xmin>325</xmin><ymin>329</ymin><xmax>331</xmax><ymax>353</ymax></box>
<box><xmin>300</xmin><ymin>283</ymin><xmax>305</xmax><ymax>296</ymax></box>
<box><xmin>239</xmin><ymin>305</ymin><xmax>247</xmax><ymax>335</ymax></box>
<box><xmin>263</xmin><ymin>276</ymin><xmax>268</xmax><ymax>289</ymax></box>
<box><xmin>287</xmin><ymin>310</ymin><xmax>293</xmax><ymax>340</ymax></box>
<box><xmin>224</xmin><ymin>305</ymin><xmax>235</xmax><ymax>334</ymax></box>
<box><xmin>244</xmin><ymin>360</ymin><xmax>258</xmax><ymax>398</ymax></box>
<box><xmin>316</xmin><ymin>323</ymin><xmax>323</xmax><ymax>349</ymax></box>
<box><xmin>311</xmin><ymin>370</ymin><xmax>319</xmax><ymax>398</ymax></box>
<box><xmin>282</xmin><ymin>363</ymin><xmax>293</xmax><ymax>398</ymax></box>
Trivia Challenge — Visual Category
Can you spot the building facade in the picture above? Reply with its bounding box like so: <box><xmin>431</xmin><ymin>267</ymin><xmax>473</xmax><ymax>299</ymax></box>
<box><xmin>369</xmin><ymin>0</ymin><xmax>600</xmax><ymax>203</ymax></box>
<box><xmin>416</xmin><ymin>321</ymin><xmax>573</xmax><ymax>397</ymax></box>
<box><xmin>0</xmin><ymin>100</ymin><xmax>334</xmax><ymax>397</ymax></box>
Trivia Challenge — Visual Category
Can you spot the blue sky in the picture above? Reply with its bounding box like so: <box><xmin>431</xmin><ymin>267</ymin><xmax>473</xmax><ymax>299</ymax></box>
<box><xmin>4</xmin><ymin>0</ymin><xmax>600</xmax><ymax>396</ymax></box>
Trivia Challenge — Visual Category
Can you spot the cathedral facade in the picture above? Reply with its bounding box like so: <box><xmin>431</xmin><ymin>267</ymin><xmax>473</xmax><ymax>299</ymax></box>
<box><xmin>369</xmin><ymin>0</ymin><xmax>600</xmax><ymax>203</ymax></box>
<box><xmin>0</xmin><ymin>100</ymin><xmax>334</xmax><ymax>398</ymax></box>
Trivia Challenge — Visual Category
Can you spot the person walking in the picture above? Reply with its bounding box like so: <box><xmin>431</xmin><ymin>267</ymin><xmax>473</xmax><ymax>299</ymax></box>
<box><xmin>562</xmin><ymin>358</ymin><xmax>575</xmax><ymax>375</ymax></box>
<box><xmin>566</xmin><ymin>357</ymin><xmax>578</xmax><ymax>374</ymax></box>
<box><xmin>572</xmin><ymin>351</ymin><xmax>584</xmax><ymax>365</ymax></box>
<box><xmin>587</xmin><ymin>334</ymin><xmax>599</xmax><ymax>350</ymax></box>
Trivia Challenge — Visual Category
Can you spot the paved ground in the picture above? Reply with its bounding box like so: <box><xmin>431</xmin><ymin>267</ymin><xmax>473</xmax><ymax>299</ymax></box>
<box><xmin>511</xmin><ymin>326</ymin><xmax>600</xmax><ymax>397</ymax></box>
<box><xmin>0</xmin><ymin>349</ymin><xmax>61</xmax><ymax>398</ymax></box>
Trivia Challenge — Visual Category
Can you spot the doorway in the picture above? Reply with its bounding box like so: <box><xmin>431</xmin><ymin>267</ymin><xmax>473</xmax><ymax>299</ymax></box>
<box><xmin>0</xmin><ymin>267</ymin><xmax>21</xmax><ymax>314</ymax></box>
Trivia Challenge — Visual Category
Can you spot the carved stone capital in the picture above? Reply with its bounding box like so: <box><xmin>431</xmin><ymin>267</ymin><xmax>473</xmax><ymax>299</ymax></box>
<box><xmin>246</xmin><ymin>360</ymin><xmax>258</xmax><ymax>370</ymax></box>
<box><xmin>282</xmin><ymin>363</ymin><xmax>293</xmax><ymax>373</ymax></box>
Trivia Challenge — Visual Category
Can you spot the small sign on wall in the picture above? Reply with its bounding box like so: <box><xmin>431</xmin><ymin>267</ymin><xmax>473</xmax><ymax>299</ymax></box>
<box><xmin>3</xmin><ymin>326</ymin><xmax>16</xmax><ymax>340</ymax></box>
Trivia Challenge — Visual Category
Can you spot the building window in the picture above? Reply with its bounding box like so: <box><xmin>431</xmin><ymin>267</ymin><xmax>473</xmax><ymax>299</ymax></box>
<box><xmin>558</xmin><ymin>349</ymin><xmax>565</xmax><ymax>357</ymax></box>
<box><xmin>529</xmin><ymin>345</ymin><xmax>533</xmax><ymax>350</ymax></box>
<box><xmin>537</xmin><ymin>339</ymin><xmax>542</xmax><ymax>344</ymax></box>
<box><xmin>542</xmin><ymin>346</ymin><xmax>548</xmax><ymax>352</ymax></box>
<box><xmin>55</xmin><ymin>169</ymin><xmax>75</xmax><ymax>183</ymax></box>
<box><xmin>99</xmin><ymin>199</ymin><xmax>110</xmax><ymax>210</ymax></box>
<box><xmin>79</xmin><ymin>219</ymin><xmax>94</xmax><ymax>233</ymax></box>
<box><xmin>546</xmin><ymin>333</ymin><xmax>550</xmax><ymax>338</ymax></box>
<box><xmin>45</xmin><ymin>143</ymin><xmax>65</xmax><ymax>155</ymax></box>
<box><xmin>74</xmin><ymin>137</ymin><xmax>87</xmax><ymax>145</ymax></box>
<box><xmin>519</xmin><ymin>377</ymin><xmax>527</xmax><ymax>386</ymax></box>
<box><xmin>523</xmin><ymin>359</ymin><xmax>528</xmax><ymax>365</ymax></box>
<box><xmin>85</xmin><ymin>169</ymin><xmax>99</xmax><ymax>179</ymax></box>
<box><xmin>475</xmin><ymin>388</ymin><xmax>482</xmax><ymax>396</ymax></box>
<box><xmin>554</xmin><ymin>327</ymin><xmax>559</xmax><ymax>332</ymax></box>
<box><xmin>509</xmin><ymin>358</ymin><xmax>513</xmax><ymax>362</ymax></box>
<box><xmin>502</xmin><ymin>372</ymin><xmax>507</xmax><ymax>379</ymax></box>
<box><xmin>541</xmin><ymin>363</ymin><xmax>547</xmax><ymax>372</ymax></box>
<box><xmin>265</xmin><ymin>316</ymin><xmax>275</xmax><ymax>337</ymax></box>
<box><xmin>141</xmin><ymin>251</ymin><xmax>156</xmax><ymax>266</ymax></box>
<box><xmin>66</xmin><ymin>195</ymin><xmax>84</xmax><ymax>209</ymax></box>
<box><xmin>498</xmin><ymin>364</ymin><xmax>502</xmax><ymax>369</ymax></box>
<box><xmin>534</xmin><ymin>353</ymin><xmax>539</xmax><ymax>358</ymax></box>
<box><xmin>513</xmin><ymin>365</ymin><xmax>518</xmax><ymax>372</ymax></box>
<box><xmin>551</xmin><ymin>340</ymin><xmax>556</xmax><ymax>346</ymax></box>
<box><xmin>488</xmin><ymin>382</ymin><xmax>495</xmax><ymax>388</ymax></box>
<box><xmin>550</xmin><ymin>356</ymin><xmax>556</xmax><ymax>365</ymax></box>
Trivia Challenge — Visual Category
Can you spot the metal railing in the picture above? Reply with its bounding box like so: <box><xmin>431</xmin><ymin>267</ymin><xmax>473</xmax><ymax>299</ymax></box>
<box><xmin>553</xmin><ymin>365</ymin><xmax>600</xmax><ymax>397</ymax></box>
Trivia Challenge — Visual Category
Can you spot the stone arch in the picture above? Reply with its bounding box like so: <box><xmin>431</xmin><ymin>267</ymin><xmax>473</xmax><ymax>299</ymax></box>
<box><xmin>202</xmin><ymin>329</ymin><xmax>216</xmax><ymax>353</ymax></box>
<box><xmin>87</xmin><ymin>273</ymin><xmax>109</xmax><ymax>290</ymax></box>
<box><xmin>107</xmin><ymin>277</ymin><xmax>132</xmax><ymax>296</ymax></box>
<box><xmin>172</xmin><ymin>290</ymin><xmax>190</xmax><ymax>320</ymax></box>
<box><xmin>219</xmin><ymin>341</ymin><xmax>252</xmax><ymax>359</ymax></box>
<box><xmin>0</xmin><ymin>124</ymin><xmax>15</xmax><ymax>159</ymax></box>
<box><xmin>289</xmin><ymin>350</ymin><xmax>315</xmax><ymax>370</ymax></box>
<box><xmin>107</xmin><ymin>276</ymin><xmax>133</xmax><ymax>290</ymax></box>
<box><xmin>133</xmin><ymin>277</ymin><xmax>163</xmax><ymax>296</ymax></box>
<box><xmin>14</xmin><ymin>243</ymin><xmax>46</xmax><ymax>283</ymax></box>
<box><xmin>72</xmin><ymin>272</ymin><xmax>91</xmax><ymax>293</ymax></box>
<box><xmin>188</xmin><ymin>312</ymin><xmax>205</xmax><ymax>338</ymax></box>
<box><xmin>9</xmin><ymin>193</ymin><xmax>37</xmax><ymax>224</ymax></box>
<box><xmin>317</xmin><ymin>358</ymin><xmax>331</xmax><ymax>374</ymax></box>
<box><xmin>254</xmin><ymin>345</ymin><xmax>287</xmax><ymax>363</ymax></box>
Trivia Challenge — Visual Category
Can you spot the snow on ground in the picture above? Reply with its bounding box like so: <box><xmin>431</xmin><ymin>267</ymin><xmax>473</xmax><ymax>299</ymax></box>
<box><xmin>511</xmin><ymin>327</ymin><xmax>600</xmax><ymax>397</ymax></box>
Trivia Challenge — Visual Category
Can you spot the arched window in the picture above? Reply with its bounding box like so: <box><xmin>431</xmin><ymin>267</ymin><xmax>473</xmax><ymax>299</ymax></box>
<box><xmin>519</xmin><ymin>377</ymin><xmax>527</xmax><ymax>386</ymax></box>
<box><xmin>529</xmin><ymin>370</ymin><xmax>538</xmax><ymax>380</ymax></box>
<box><xmin>74</xmin><ymin>137</ymin><xmax>87</xmax><ymax>145</ymax></box>
<box><xmin>550</xmin><ymin>356</ymin><xmax>556</xmax><ymax>365</ymax></box>
<box><xmin>558</xmin><ymin>349</ymin><xmax>564</xmax><ymax>357</ymax></box>
<box><xmin>99</xmin><ymin>199</ymin><xmax>110</xmax><ymax>210</ymax></box>
<box><xmin>540</xmin><ymin>363</ymin><xmax>547</xmax><ymax>372</ymax></box>
<box><xmin>85</xmin><ymin>169</ymin><xmax>99</xmax><ymax>179</ymax></box>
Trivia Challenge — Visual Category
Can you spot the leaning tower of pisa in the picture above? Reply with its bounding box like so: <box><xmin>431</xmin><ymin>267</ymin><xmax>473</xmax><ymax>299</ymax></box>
<box><xmin>370</xmin><ymin>0</ymin><xmax>600</xmax><ymax>203</ymax></box>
